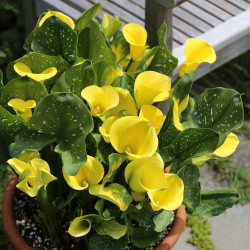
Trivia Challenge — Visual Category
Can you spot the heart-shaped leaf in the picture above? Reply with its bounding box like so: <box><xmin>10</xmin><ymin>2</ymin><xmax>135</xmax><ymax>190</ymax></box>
<box><xmin>31</xmin><ymin>17</ymin><xmax>77</xmax><ymax>62</ymax></box>
<box><xmin>10</xmin><ymin>93</ymin><xmax>93</xmax><ymax>175</ymax></box>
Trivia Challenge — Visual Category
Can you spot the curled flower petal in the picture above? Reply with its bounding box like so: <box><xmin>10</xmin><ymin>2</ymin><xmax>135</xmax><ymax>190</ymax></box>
<box><xmin>179</xmin><ymin>38</ymin><xmax>216</xmax><ymax>76</ymax></box>
<box><xmin>213</xmin><ymin>133</ymin><xmax>239</xmax><ymax>157</ymax></box>
<box><xmin>81</xmin><ymin>85</ymin><xmax>119</xmax><ymax>117</ymax></box>
<box><xmin>14</xmin><ymin>62</ymin><xmax>57</xmax><ymax>82</ymax></box>
<box><xmin>125</xmin><ymin>156</ymin><xmax>167</xmax><ymax>192</ymax></box>
<box><xmin>173</xmin><ymin>98</ymin><xmax>184</xmax><ymax>131</ymax></box>
<box><xmin>139</xmin><ymin>105</ymin><xmax>165</xmax><ymax>134</ymax></box>
<box><xmin>63</xmin><ymin>156</ymin><xmax>104</xmax><ymax>190</ymax></box>
<box><xmin>99</xmin><ymin>116</ymin><xmax>120</xmax><ymax>143</ymax></box>
<box><xmin>8</xmin><ymin>98</ymin><xmax>36</xmax><ymax>120</ymax></box>
<box><xmin>39</xmin><ymin>11</ymin><xmax>75</xmax><ymax>29</ymax></box>
<box><xmin>122</xmin><ymin>23</ymin><xmax>148</xmax><ymax>61</ymax></box>
<box><xmin>104</xmin><ymin>87</ymin><xmax>138</xmax><ymax>119</ymax></box>
<box><xmin>148</xmin><ymin>173</ymin><xmax>184</xmax><ymax>211</ymax></box>
<box><xmin>68</xmin><ymin>216</ymin><xmax>92</xmax><ymax>237</ymax></box>
<box><xmin>110</xmin><ymin>116</ymin><xmax>158</xmax><ymax>160</ymax></box>
<box><xmin>134</xmin><ymin>71</ymin><xmax>171</xmax><ymax>108</ymax></box>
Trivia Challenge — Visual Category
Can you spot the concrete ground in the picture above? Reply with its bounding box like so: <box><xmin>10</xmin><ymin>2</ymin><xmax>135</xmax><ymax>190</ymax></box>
<box><xmin>173</xmin><ymin>122</ymin><xmax>250</xmax><ymax>250</ymax></box>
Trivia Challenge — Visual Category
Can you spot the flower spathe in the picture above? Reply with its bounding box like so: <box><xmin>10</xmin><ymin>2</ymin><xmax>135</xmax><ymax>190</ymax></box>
<box><xmin>139</xmin><ymin>105</ymin><xmax>166</xmax><ymax>134</ymax></box>
<box><xmin>63</xmin><ymin>155</ymin><xmax>104</xmax><ymax>190</ymax></box>
<box><xmin>81</xmin><ymin>85</ymin><xmax>119</xmax><ymax>117</ymax></box>
<box><xmin>122</xmin><ymin>23</ymin><xmax>148</xmax><ymax>61</ymax></box>
<box><xmin>39</xmin><ymin>11</ymin><xmax>75</xmax><ymax>29</ymax></box>
<box><xmin>148</xmin><ymin>173</ymin><xmax>184</xmax><ymax>211</ymax></box>
<box><xmin>14</xmin><ymin>62</ymin><xmax>57</xmax><ymax>83</ymax></box>
<box><xmin>8</xmin><ymin>98</ymin><xmax>36</xmax><ymax>120</ymax></box>
<box><xmin>124</xmin><ymin>156</ymin><xmax>167</xmax><ymax>192</ymax></box>
<box><xmin>7</xmin><ymin>158</ymin><xmax>56</xmax><ymax>197</ymax></box>
<box><xmin>99</xmin><ymin>116</ymin><xmax>119</xmax><ymax>143</ymax></box>
<box><xmin>134</xmin><ymin>71</ymin><xmax>171</xmax><ymax>108</ymax></box>
<box><xmin>179</xmin><ymin>38</ymin><xmax>216</xmax><ymax>76</ymax></box>
<box><xmin>213</xmin><ymin>133</ymin><xmax>239</xmax><ymax>157</ymax></box>
<box><xmin>109</xmin><ymin>116</ymin><xmax>158</xmax><ymax>160</ymax></box>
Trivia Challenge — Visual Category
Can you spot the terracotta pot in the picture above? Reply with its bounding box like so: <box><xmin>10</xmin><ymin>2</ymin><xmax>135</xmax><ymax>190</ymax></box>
<box><xmin>2</xmin><ymin>175</ymin><xmax>186</xmax><ymax>250</ymax></box>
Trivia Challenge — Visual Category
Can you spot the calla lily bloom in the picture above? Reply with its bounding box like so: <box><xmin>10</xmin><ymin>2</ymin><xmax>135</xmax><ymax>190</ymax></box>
<box><xmin>179</xmin><ymin>38</ymin><xmax>216</xmax><ymax>76</ymax></box>
<box><xmin>110</xmin><ymin>116</ymin><xmax>158</xmax><ymax>160</ymax></box>
<box><xmin>8</xmin><ymin>98</ymin><xmax>36</xmax><ymax>120</ymax></box>
<box><xmin>148</xmin><ymin>173</ymin><xmax>184</xmax><ymax>211</ymax></box>
<box><xmin>14</xmin><ymin>62</ymin><xmax>57</xmax><ymax>83</ymax></box>
<box><xmin>99</xmin><ymin>116</ymin><xmax>120</xmax><ymax>143</ymax></box>
<box><xmin>39</xmin><ymin>11</ymin><xmax>75</xmax><ymax>29</ymax></box>
<box><xmin>134</xmin><ymin>71</ymin><xmax>171</xmax><ymax>108</ymax></box>
<box><xmin>81</xmin><ymin>85</ymin><xmax>119</xmax><ymax>117</ymax></box>
<box><xmin>63</xmin><ymin>155</ymin><xmax>104</xmax><ymax>190</ymax></box>
<box><xmin>213</xmin><ymin>133</ymin><xmax>239</xmax><ymax>157</ymax></box>
<box><xmin>104</xmin><ymin>87</ymin><xmax>138</xmax><ymax>119</ymax></box>
<box><xmin>125</xmin><ymin>156</ymin><xmax>167</xmax><ymax>192</ymax></box>
<box><xmin>139</xmin><ymin>105</ymin><xmax>166</xmax><ymax>134</ymax></box>
<box><xmin>7</xmin><ymin>158</ymin><xmax>56</xmax><ymax>197</ymax></box>
<box><xmin>122</xmin><ymin>23</ymin><xmax>148</xmax><ymax>61</ymax></box>
<box><xmin>74</xmin><ymin>59</ymin><xmax>86</xmax><ymax>66</ymax></box>
<box><xmin>173</xmin><ymin>95</ymin><xmax>189</xmax><ymax>131</ymax></box>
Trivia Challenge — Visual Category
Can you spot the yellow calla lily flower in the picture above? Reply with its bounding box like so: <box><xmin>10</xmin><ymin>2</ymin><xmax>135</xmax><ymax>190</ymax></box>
<box><xmin>179</xmin><ymin>38</ymin><xmax>216</xmax><ymax>76</ymax></box>
<box><xmin>131</xmin><ymin>191</ymin><xmax>146</xmax><ymax>202</ymax></box>
<box><xmin>14</xmin><ymin>62</ymin><xmax>57</xmax><ymax>83</ymax></box>
<box><xmin>104</xmin><ymin>87</ymin><xmax>138</xmax><ymax>119</ymax></box>
<box><xmin>81</xmin><ymin>85</ymin><xmax>119</xmax><ymax>117</ymax></box>
<box><xmin>111</xmin><ymin>43</ymin><xmax>131</xmax><ymax>68</ymax></box>
<box><xmin>139</xmin><ymin>105</ymin><xmax>166</xmax><ymax>134</ymax></box>
<box><xmin>122</xmin><ymin>23</ymin><xmax>148</xmax><ymax>61</ymax></box>
<box><xmin>63</xmin><ymin>155</ymin><xmax>104</xmax><ymax>190</ymax></box>
<box><xmin>134</xmin><ymin>71</ymin><xmax>171</xmax><ymax>108</ymax></box>
<box><xmin>7</xmin><ymin>158</ymin><xmax>56</xmax><ymax>197</ymax></box>
<box><xmin>213</xmin><ymin>133</ymin><xmax>239</xmax><ymax>157</ymax></box>
<box><xmin>8</xmin><ymin>98</ymin><xmax>36</xmax><ymax>120</ymax></box>
<box><xmin>68</xmin><ymin>216</ymin><xmax>92</xmax><ymax>237</ymax></box>
<box><xmin>148</xmin><ymin>173</ymin><xmax>184</xmax><ymax>211</ymax></box>
<box><xmin>110</xmin><ymin>116</ymin><xmax>158</xmax><ymax>160</ymax></box>
<box><xmin>39</xmin><ymin>11</ymin><xmax>75</xmax><ymax>29</ymax></box>
<box><xmin>125</xmin><ymin>156</ymin><xmax>167</xmax><ymax>192</ymax></box>
<box><xmin>99</xmin><ymin>116</ymin><xmax>120</xmax><ymax>143</ymax></box>
<box><xmin>173</xmin><ymin>96</ymin><xmax>189</xmax><ymax>131</ymax></box>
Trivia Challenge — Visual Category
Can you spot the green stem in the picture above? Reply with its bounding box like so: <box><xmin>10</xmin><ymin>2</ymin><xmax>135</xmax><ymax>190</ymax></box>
<box><xmin>37</xmin><ymin>187</ymin><xmax>63</xmax><ymax>243</ymax></box>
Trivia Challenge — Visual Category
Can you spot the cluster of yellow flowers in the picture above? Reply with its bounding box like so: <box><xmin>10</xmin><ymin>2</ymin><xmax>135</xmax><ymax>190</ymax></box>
<box><xmin>6</xmin><ymin>11</ymin><xmax>239</xmax><ymax>217</ymax></box>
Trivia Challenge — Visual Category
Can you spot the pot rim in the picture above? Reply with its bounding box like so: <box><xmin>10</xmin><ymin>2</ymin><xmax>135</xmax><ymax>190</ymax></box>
<box><xmin>2</xmin><ymin>174</ymin><xmax>186</xmax><ymax>250</ymax></box>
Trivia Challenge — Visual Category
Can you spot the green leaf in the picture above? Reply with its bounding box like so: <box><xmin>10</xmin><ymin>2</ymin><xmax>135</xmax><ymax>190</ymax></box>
<box><xmin>158</xmin><ymin>129</ymin><xmax>180</xmax><ymax>148</ymax></box>
<box><xmin>0</xmin><ymin>105</ymin><xmax>23</xmax><ymax>138</ymax></box>
<box><xmin>113</xmin><ymin>72</ymin><xmax>135</xmax><ymax>97</ymax></box>
<box><xmin>188</xmin><ymin>88</ymin><xmax>244</xmax><ymax>135</ymax></box>
<box><xmin>51</xmin><ymin>60</ymin><xmax>95</xmax><ymax>97</ymax></box>
<box><xmin>10</xmin><ymin>93</ymin><xmax>93</xmax><ymax>175</ymax></box>
<box><xmin>93</xmin><ymin>60</ymin><xmax>122</xmax><ymax>86</ymax></box>
<box><xmin>89</xmin><ymin>234</ymin><xmax>128</xmax><ymax>250</ymax></box>
<box><xmin>0</xmin><ymin>70</ymin><xmax>3</xmax><ymax>96</ymax></box>
<box><xmin>101</xmin><ymin>14</ymin><xmax>123</xmax><ymax>40</ymax></box>
<box><xmin>192</xmin><ymin>189</ymin><xmax>240</xmax><ymax>217</ymax></box>
<box><xmin>153</xmin><ymin>210</ymin><xmax>173</xmax><ymax>232</ymax></box>
<box><xmin>89</xmin><ymin>19</ymin><xmax>117</xmax><ymax>67</ymax></box>
<box><xmin>96</xmin><ymin>137</ymin><xmax>113</xmax><ymax>165</ymax></box>
<box><xmin>89</xmin><ymin>183</ymin><xmax>132</xmax><ymax>211</ymax></box>
<box><xmin>0</xmin><ymin>77</ymin><xmax>48</xmax><ymax>111</ymax></box>
<box><xmin>31</xmin><ymin>17</ymin><xmax>77</xmax><ymax>62</ymax></box>
<box><xmin>126</xmin><ymin>199</ymin><xmax>156</xmax><ymax>225</ymax></box>
<box><xmin>178</xmin><ymin>164</ymin><xmax>201</xmax><ymax>212</ymax></box>
<box><xmin>102</xmin><ymin>153</ymin><xmax>126</xmax><ymax>185</ymax></box>
<box><xmin>131</xmin><ymin>226</ymin><xmax>164</xmax><ymax>248</ymax></box>
<box><xmin>6</xmin><ymin>52</ymin><xmax>69</xmax><ymax>88</ymax></box>
<box><xmin>148</xmin><ymin>23</ymin><xmax>178</xmax><ymax>75</ymax></box>
<box><xmin>160</xmin><ymin>128</ymin><xmax>219</xmax><ymax>171</ymax></box>
<box><xmin>77</xmin><ymin>27</ymin><xmax>90</xmax><ymax>59</ymax></box>
<box><xmin>75</xmin><ymin>3</ymin><xmax>102</xmax><ymax>32</ymax></box>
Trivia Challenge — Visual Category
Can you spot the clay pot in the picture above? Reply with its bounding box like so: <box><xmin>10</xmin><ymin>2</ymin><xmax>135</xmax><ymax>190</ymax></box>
<box><xmin>2</xmin><ymin>175</ymin><xmax>186</xmax><ymax>250</ymax></box>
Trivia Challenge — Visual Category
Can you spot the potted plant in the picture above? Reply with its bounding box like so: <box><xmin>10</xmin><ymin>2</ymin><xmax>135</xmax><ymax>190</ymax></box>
<box><xmin>1</xmin><ymin>3</ymin><xmax>243</xmax><ymax>249</ymax></box>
